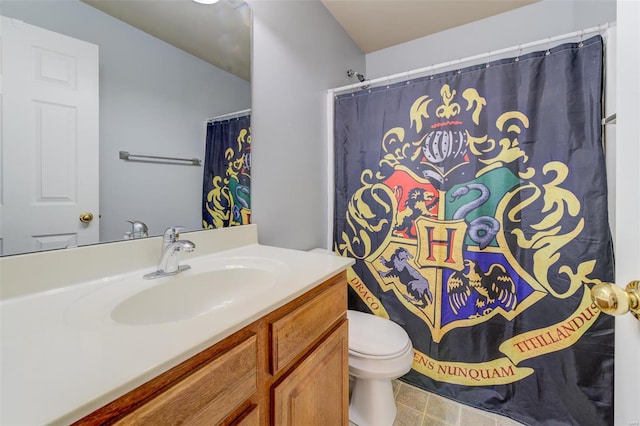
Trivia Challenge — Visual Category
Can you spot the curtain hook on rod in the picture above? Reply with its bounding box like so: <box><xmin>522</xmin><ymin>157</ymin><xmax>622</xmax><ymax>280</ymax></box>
<box><xmin>456</xmin><ymin>58</ymin><xmax>463</xmax><ymax>74</ymax></box>
<box><xmin>515</xmin><ymin>45</ymin><xmax>521</xmax><ymax>62</ymax></box>
<box><xmin>599</xmin><ymin>22</ymin><xmax>609</xmax><ymax>38</ymax></box>
<box><xmin>579</xmin><ymin>30</ymin><xmax>584</xmax><ymax>48</ymax></box>
<box><xmin>486</xmin><ymin>50</ymin><xmax>492</xmax><ymax>68</ymax></box>
<box><xmin>545</xmin><ymin>38</ymin><xmax>551</xmax><ymax>56</ymax></box>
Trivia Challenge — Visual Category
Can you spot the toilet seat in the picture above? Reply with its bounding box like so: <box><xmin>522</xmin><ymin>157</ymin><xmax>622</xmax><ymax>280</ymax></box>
<box><xmin>349</xmin><ymin>342</ymin><xmax>412</xmax><ymax>360</ymax></box>
<box><xmin>347</xmin><ymin>310</ymin><xmax>411</xmax><ymax>359</ymax></box>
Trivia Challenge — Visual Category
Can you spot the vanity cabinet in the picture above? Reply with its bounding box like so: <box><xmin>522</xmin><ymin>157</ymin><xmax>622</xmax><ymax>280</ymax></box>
<box><xmin>74</xmin><ymin>271</ymin><xmax>348</xmax><ymax>425</ymax></box>
<box><xmin>272</xmin><ymin>322</ymin><xmax>348</xmax><ymax>425</ymax></box>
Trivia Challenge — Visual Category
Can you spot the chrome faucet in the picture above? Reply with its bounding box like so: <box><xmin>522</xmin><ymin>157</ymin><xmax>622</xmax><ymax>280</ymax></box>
<box><xmin>125</xmin><ymin>220</ymin><xmax>149</xmax><ymax>239</ymax></box>
<box><xmin>144</xmin><ymin>227</ymin><xmax>195</xmax><ymax>279</ymax></box>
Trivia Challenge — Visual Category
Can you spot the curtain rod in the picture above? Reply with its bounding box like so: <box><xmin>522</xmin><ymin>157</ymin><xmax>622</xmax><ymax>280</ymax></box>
<box><xmin>329</xmin><ymin>22</ymin><xmax>614</xmax><ymax>96</ymax></box>
<box><xmin>207</xmin><ymin>108</ymin><xmax>251</xmax><ymax>123</ymax></box>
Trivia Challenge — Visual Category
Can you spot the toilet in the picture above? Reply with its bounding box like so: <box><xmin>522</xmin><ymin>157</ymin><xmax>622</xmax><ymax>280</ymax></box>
<box><xmin>307</xmin><ymin>249</ymin><xmax>413</xmax><ymax>425</ymax></box>
<box><xmin>348</xmin><ymin>309</ymin><xmax>414</xmax><ymax>426</ymax></box>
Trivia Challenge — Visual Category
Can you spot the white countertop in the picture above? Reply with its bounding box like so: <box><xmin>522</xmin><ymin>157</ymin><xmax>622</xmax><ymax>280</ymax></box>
<box><xmin>0</xmin><ymin>243</ymin><xmax>353</xmax><ymax>425</ymax></box>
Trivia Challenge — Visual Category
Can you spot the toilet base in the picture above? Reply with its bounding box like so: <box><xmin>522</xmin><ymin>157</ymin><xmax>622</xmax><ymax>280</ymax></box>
<box><xmin>349</xmin><ymin>376</ymin><xmax>397</xmax><ymax>426</ymax></box>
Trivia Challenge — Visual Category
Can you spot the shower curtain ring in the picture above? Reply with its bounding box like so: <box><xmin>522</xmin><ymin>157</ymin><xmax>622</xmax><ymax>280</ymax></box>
<box><xmin>599</xmin><ymin>23</ymin><xmax>608</xmax><ymax>39</ymax></box>
<box><xmin>545</xmin><ymin>38</ymin><xmax>551</xmax><ymax>56</ymax></box>
<box><xmin>578</xmin><ymin>30</ymin><xmax>584</xmax><ymax>48</ymax></box>
<box><xmin>486</xmin><ymin>51</ymin><xmax>492</xmax><ymax>68</ymax></box>
<box><xmin>515</xmin><ymin>45</ymin><xmax>521</xmax><ymax>62</ymax></box>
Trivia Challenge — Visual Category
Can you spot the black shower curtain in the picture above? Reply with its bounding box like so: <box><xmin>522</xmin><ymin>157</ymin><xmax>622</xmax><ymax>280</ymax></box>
<box><xmin>202</xmin><ymin>115</ymin><xmax>251</xmax><ymax>228</ymax></box>
<box><xmin>333</xmin><ymin>36</ymin><xmax>614</xmax><ymax>425</ymax></box>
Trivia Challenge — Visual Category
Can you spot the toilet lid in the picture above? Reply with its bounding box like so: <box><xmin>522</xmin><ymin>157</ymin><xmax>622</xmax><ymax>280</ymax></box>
<box><xmin>347</xmin><ymin>310</ymin><xmax>411</xmax><ymax>357</ymax></box>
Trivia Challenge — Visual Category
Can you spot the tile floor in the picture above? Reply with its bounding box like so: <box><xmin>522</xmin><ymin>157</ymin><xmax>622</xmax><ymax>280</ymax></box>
<box><xmin>349</xmin><ymin>379</ymin><xmax>525</xmax><ymax>426</ymax></box>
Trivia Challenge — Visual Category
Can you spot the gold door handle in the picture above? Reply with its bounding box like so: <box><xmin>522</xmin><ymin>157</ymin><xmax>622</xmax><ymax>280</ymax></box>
<box><xmin>79</xmin><ymin>212</ymin><xmax>94</xmax><ymax>223</ymax></box>
<box><xmin>591</xmin><ymin>281</ymin><xmax>640</xmax><ymax>320</ymax></box>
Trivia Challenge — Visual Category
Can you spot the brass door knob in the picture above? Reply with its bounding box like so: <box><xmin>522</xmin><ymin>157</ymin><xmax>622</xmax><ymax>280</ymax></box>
<box><xmin>79</xmin><ymin>212</ymin><xmax>94</xmax><ymax>223</ymax></box>
<box><xmin>591</xmin><ymin>281</ymin><xmax>640</xmax><ymax>320</ymax></box>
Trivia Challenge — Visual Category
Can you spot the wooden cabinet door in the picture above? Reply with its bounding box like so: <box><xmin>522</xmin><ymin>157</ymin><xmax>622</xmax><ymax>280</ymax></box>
<box><xmin>113</xmin><ymin>335</ymin><xmax>257</xmax><ymax>426</ymax></box>
<box><xmin>231</xmin><ymin>404</ymin><xmax>259</xmax><ymax>426</ymax></box>
<box><xmin>270</xmin><ymin>277</ymin><xmax>346</xmax><ymax>374</ymax></box>
<box><xmin>272</xmin><ymin>320</ymin><xmax>349</xmax><ymax>426</ymax></box>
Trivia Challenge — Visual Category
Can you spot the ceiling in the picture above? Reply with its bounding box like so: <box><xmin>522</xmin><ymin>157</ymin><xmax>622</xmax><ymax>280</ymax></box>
<box><xmin>82</xmin><ymin>0</ymin><xmax>251</xmax><ymax>81</ymax></box>
<box><xmin>321</xmin><ymin>0</ymin><xmax>540</xmax><ymax>53</ymax></box>
<box><xmin>82</xmin><ymin>0</ymin><xmax>539</xmax><ymax>81</ymax></box>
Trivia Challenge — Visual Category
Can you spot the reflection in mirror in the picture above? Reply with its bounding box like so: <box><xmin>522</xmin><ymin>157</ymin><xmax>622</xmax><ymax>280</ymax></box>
<box><xmin>0</xmin><ymin>0</ymin><xmax>251</xmax><ymax>256</ymax></box>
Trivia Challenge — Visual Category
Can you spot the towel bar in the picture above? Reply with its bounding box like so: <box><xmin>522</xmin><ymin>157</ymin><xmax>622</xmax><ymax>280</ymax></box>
<box><xmin>119</xmin><ymin>151</ymin><xmax>201</xmax><ymax>166</ymax></box>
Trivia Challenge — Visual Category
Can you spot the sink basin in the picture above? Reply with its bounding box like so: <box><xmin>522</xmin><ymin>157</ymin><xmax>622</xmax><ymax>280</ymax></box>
<box><xmin>110</xmin><ymin>257</ymin><xmax>284</xmax><ymax>325</ymax></box>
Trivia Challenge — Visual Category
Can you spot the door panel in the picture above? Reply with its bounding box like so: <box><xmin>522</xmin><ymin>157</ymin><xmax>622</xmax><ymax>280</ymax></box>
<box><xmin>613</xmin><ymin>2</ymin><xmax>640</xmax><ymax>424</ymax></box>
<box><xmin>1</xmin><ymin>17</ymin><xmax>99</xmax><ymax>256</ymax></box>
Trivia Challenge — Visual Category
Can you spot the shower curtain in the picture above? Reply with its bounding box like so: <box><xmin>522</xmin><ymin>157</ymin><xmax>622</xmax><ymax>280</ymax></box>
<box><xmin>202</xmin><ymin>115</ymin><xmax>251</xmax><ymax>228</ymax></box>
<box><xmin>333</xmin><ymin>36</ymin><xmax>614</xmax><ymax>425</ymax></box>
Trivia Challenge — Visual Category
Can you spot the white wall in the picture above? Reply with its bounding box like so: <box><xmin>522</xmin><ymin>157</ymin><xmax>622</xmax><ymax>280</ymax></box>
<box><xmin>366</xmin><ymin>0</ymin><xmax>616</xmax><ymax>79</ymax></box>
<box><xmin>2</xmin><ymin>0</ymin><xmax>251</xmax><ymax>242</ymax></box>
<box><xmin>614</xmin><ymin>0</ymin><xmax>640</xmax><ymax>423</ymax></box>
<box><xmin>249</xmin><ymin>0</ymin><xmax>365</xmax><ymax>249</ymax></box>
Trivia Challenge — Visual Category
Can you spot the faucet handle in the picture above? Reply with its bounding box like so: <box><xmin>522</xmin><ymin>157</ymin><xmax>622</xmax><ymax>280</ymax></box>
<box><xmin>162</xmin><ymin>226</ymin><xmax>185</xmax><ymax>245</ymax></box>
<box><xmin>127</xmin><ymin>220</ymin><xmax>149</xmax><ymax>239</ymax></box>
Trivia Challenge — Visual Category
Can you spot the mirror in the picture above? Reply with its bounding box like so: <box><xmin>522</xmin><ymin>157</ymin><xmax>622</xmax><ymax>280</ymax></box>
<box><xmin>0</xmin><ymin>0</ymin><xmax>251</xmax><ymax>256</ymax></box>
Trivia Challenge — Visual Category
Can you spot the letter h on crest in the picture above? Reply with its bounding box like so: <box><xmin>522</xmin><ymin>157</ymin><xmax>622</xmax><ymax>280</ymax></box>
<box><xmin>415</xmin><ymin>217</ymin><xmax>467</xmax><ymax>271</ymax></box>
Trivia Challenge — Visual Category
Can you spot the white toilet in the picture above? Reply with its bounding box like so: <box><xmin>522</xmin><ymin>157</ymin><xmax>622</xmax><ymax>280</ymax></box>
<box><xmin>307</xmin><ymin>249</ymin><xmax>413</xmax><ymax>425</ymax></box>
<box><xmin>348</xmin><ymin>309</ymin><xmax>414</xmax><ymax>426</ymax></box>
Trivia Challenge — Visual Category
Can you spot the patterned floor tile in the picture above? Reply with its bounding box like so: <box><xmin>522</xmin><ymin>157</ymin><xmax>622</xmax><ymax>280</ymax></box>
<box><xmin>350</xmin><ymin>378</ymin><xmax>525</xmax><ymax>426</ymax></box>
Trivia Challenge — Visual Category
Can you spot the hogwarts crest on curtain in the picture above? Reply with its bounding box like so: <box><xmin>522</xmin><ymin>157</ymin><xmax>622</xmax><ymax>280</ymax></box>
<box><xmin>334</xmin><ymin>36</ymin><xmax>614</xmax><ymax>425</ymax></box>
<box><xmin>202</xmin><ymin>115</ymin><xmax>251</xmax><ymax>228</ymax></box>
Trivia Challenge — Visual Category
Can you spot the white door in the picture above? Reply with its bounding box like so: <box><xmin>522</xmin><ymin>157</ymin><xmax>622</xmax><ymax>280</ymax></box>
<box><xmin>613</xmin><ymin>1</ymin><xmax>639</xmax><ymax>424</ymax></box>
<box><xmin>1</xmin><ymin>17</ymin><xmax>99</xmax><ymax>256</ymax></box>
